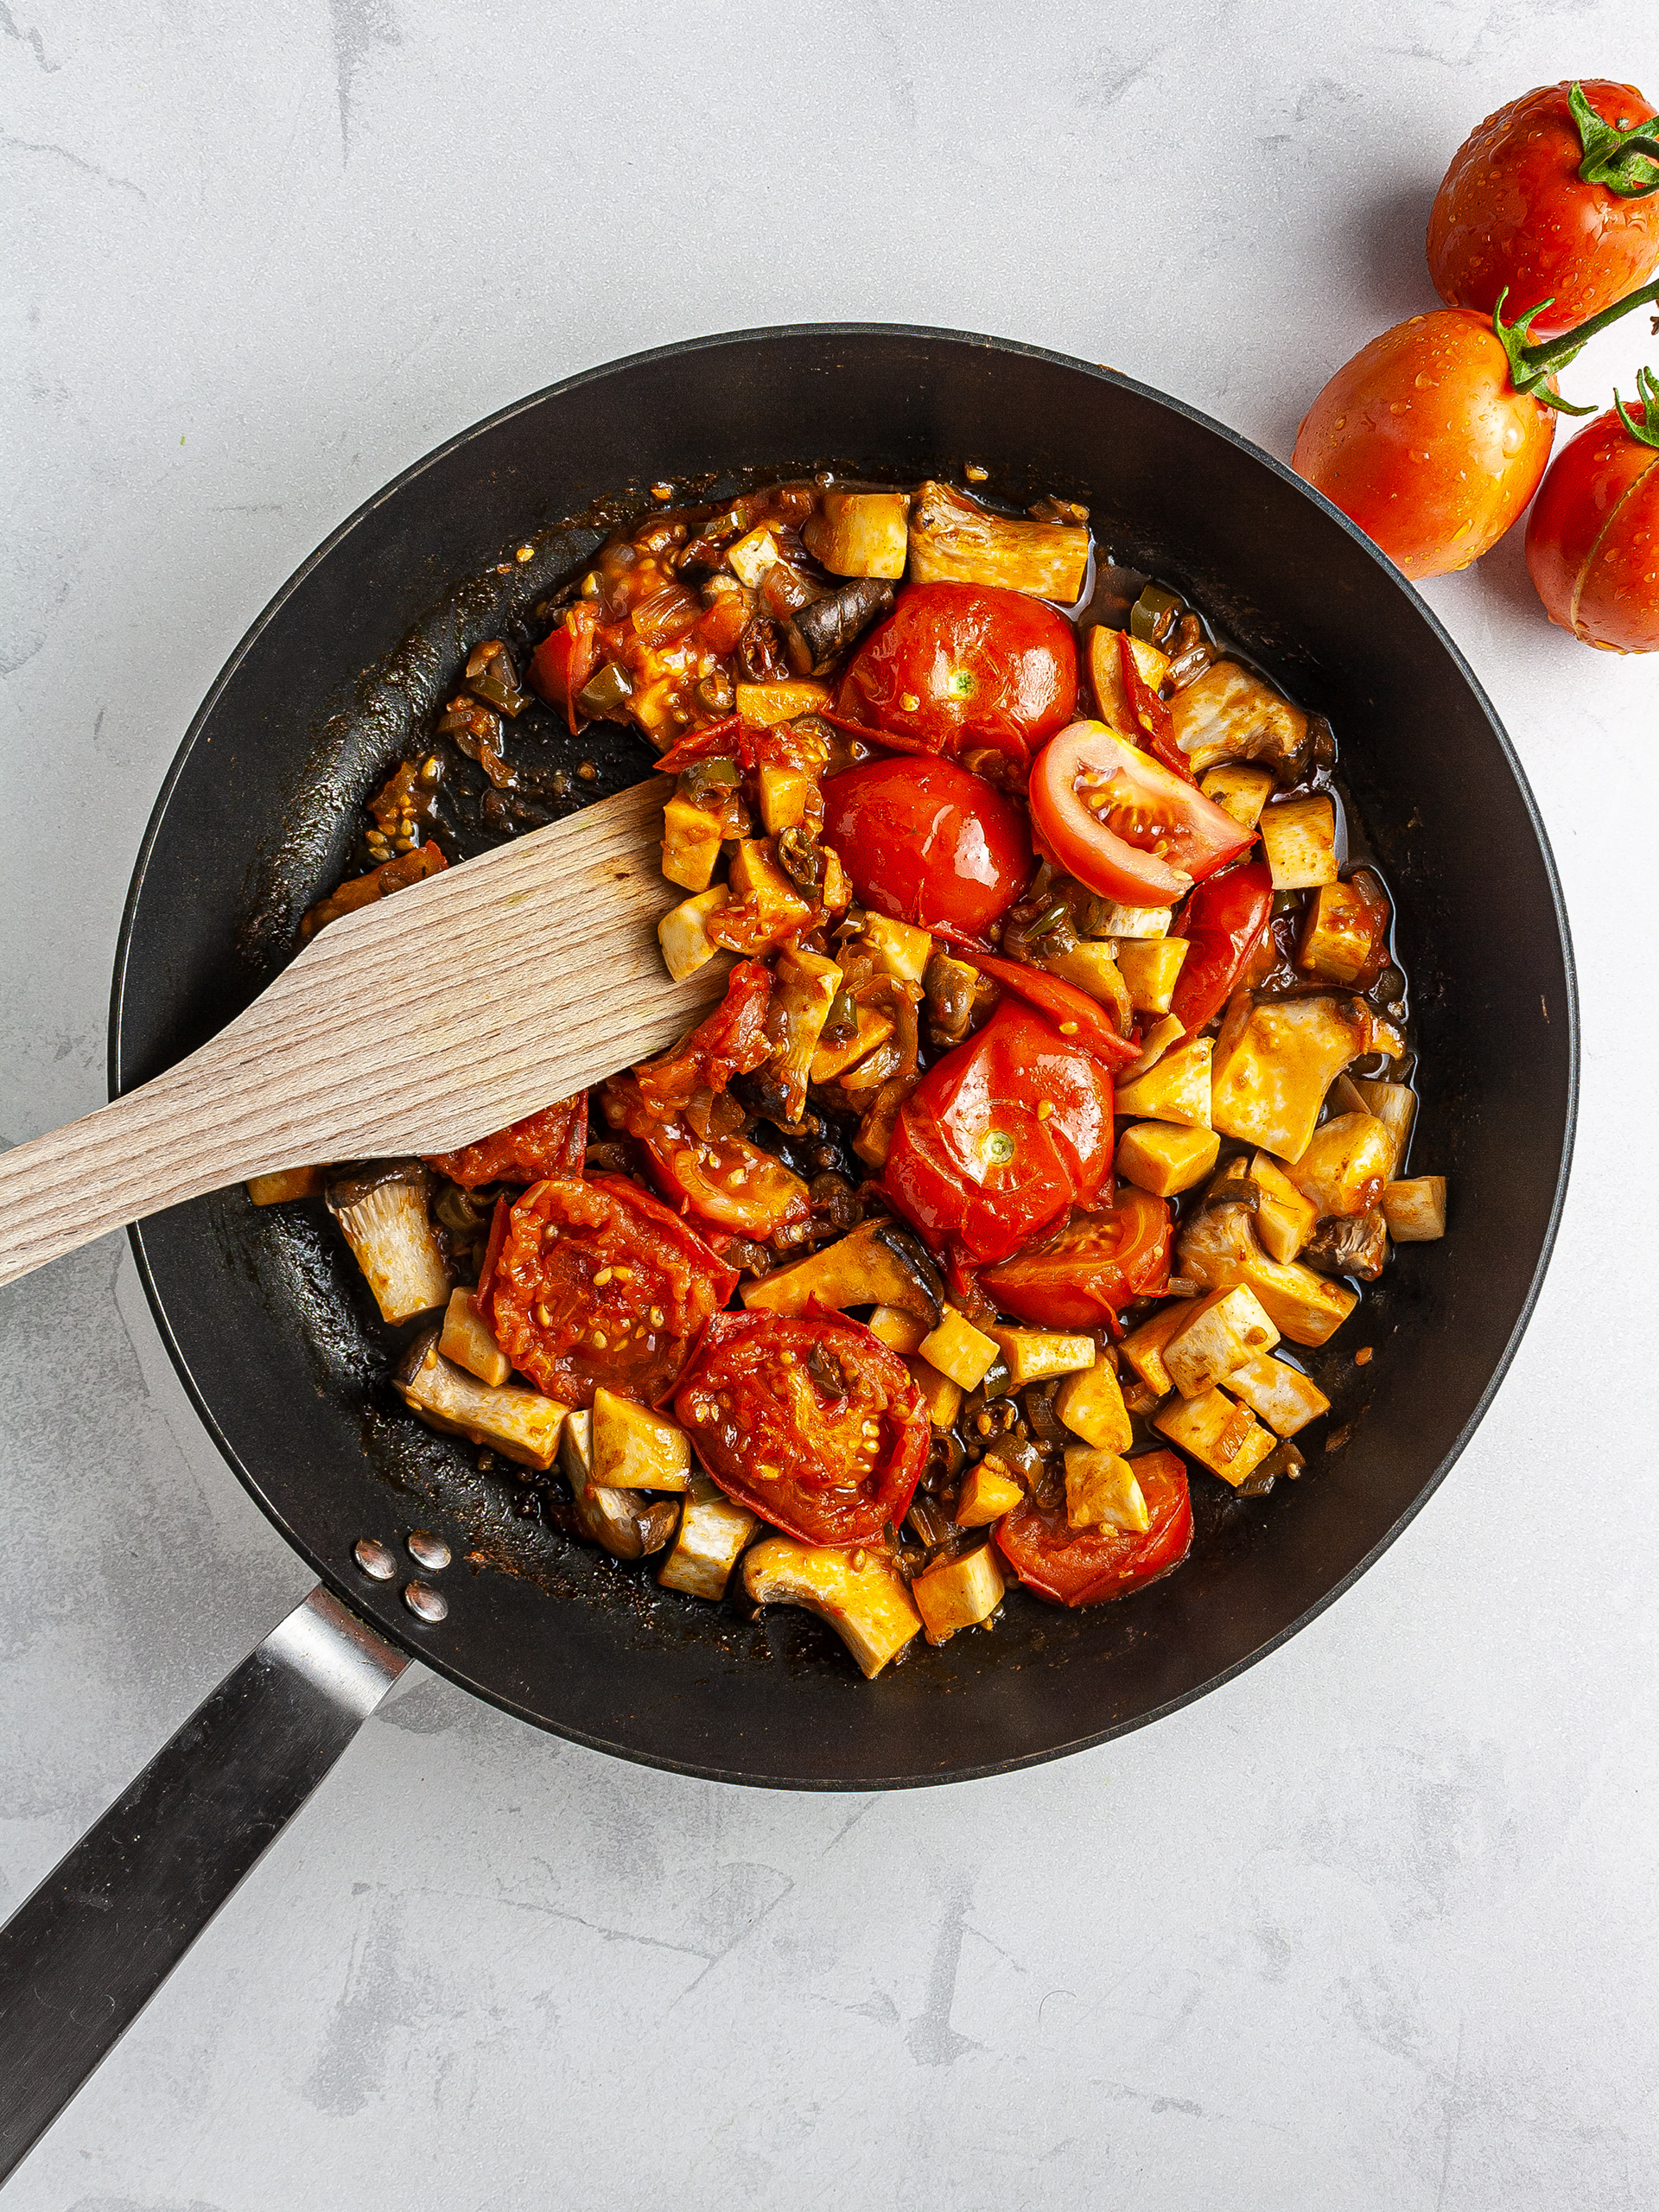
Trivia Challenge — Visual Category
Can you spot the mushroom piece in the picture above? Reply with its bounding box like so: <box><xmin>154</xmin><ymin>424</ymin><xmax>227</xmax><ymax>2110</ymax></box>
<box><xmin>785</xmin><ymin>578</ymin><xmax>896</xmax><ymax>676</ymax></box>
<box><xmin>906</xmin><ymin>480</ymin><xmax>1090</xmax><ymax>601</ymax></box>
<box><xmin>1177</xmin><ymin>1202</ymin><xmax>1358</xmax><ymax>1347</ymax></box>
<box><xmin>1300</xmin><ymin>1210</ymin><xmax>1390</xmax><ymax>1281</ymax></box>
<box><xmin>741</xmin><ymin>1217</ymin><xmax>944</xmax><ymax>1326</ymax></box>
<box><xmin>658</xmin><ymin>1472</ymin><xmax>759</xmax><ymax>1600</ymax></box>
<box><xmin>397</xmin><ymin>1330</ymin><xmax>567</xmax><ymax>1470</ymax></box>
<box><xmin>558</xmin><ymin>1409</ymin><xmax>677</xmax><ymax>1561</ymax></box>
<box><xmin>741</xmin><ymin>1537</ymin><xmax>922</xmax><ymax>1677</ymax></box>
<box><xmin>327</xmin><ymin>1164</ymin><xmax>450</xmax><ymax>1324</ymax></box>
<box><xmin>1166</xmin><ymin>661</ymin><xmax>1323</xmax><ymax>782</ymax></box>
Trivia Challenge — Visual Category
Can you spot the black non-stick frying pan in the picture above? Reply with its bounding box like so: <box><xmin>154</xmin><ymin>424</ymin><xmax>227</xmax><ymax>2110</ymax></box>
<box><xmin>0</xmin><ymin>326</ymin><xmax>1575</xmax><ymax>2177</ymax></box>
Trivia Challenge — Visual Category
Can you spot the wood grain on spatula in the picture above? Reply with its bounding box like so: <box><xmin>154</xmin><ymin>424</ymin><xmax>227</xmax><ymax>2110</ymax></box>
<box><xmin>0</xmin><ymin>778</ymin><xmax>728</xmax><ymax>1287</ymax></box>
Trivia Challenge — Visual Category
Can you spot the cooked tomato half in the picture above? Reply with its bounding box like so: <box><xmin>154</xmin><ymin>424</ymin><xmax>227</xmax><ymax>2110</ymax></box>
<box><xmin>1168</xmin><ymin>858</ymin><xmax>1274</xmax><ymax>1036</ymax></box>
<box><xmin>836</xmin><ymin>582</ymin><xmax>1077</xmax><ymax>773</ymax></box>
<box><xmin>882</xmin><ymin>1001</ymin><xmax>1115</xmax><ymax>1266</ymax></box>
<box><xmin>996</xmin><ymin>1449</ymin><xmax>1192</xmax><ymax>1607</ymax></box>
<box><xmin>821</xmin><ymin>756</ymin><xmax>1031</xmax><ymax>936</ymax></box>
<box><xmin>489</xmin><ymin>1173</ymin><xmax>737</xmax><ymax>1408</ymax></box>
<box><xmin>674</xmin><ymin>1312</ymin><xmax>928</xmax><ymax>1547</ymax></box>
<box><xmin>1029</xmin><ymin>721</ymin><xmax>1251</xmax><ymax>906</ymax></box>
<box><xmin>980</xmin><ymin>1190</ymin><xmax>1171</xmax><ymax>1328</ymax></box>
<box><xmin>939</xmin><ymin>939</ymin><xmax>1141</xmax><ymax>1070</ymax></box>
<box><xmin>636</xmin><ymin>1120</ymin><xmax>810</xmax><ymax>1241</ymax></box>
<box><xmin>426</xmin><ymin>1095</ymin><xmax>588</xmax><ymax>1190</ymax></box>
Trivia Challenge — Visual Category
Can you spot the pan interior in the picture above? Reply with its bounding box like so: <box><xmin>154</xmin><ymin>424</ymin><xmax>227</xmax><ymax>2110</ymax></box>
<box><xmin>114</xmin><ymin>327</ymin><xmax>1574</xmax><ymax>1788</ymax></box>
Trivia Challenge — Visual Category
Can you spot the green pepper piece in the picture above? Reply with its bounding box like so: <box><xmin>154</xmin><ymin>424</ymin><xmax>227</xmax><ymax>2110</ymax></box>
<box><xmin>1129</xmin><ymin>583</ymin><xmax>1183</xmax><ymax>643</ymax></box>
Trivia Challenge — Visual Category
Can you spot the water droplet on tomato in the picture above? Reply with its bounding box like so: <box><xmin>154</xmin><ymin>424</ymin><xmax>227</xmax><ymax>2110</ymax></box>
<box><xmin>1500</xmin><ymin>421</ymin><xmax>1525</xmax><ymax>455</ymax></box>
<box><xmin>1414</xmin><ymin>372</ymin><xmax>1434</xmax><ymax>390</ymax></box>
<box><xmin>1389</xmin><ymin>402</ymin><xmax>1409</xmax><ymax>415</ymax></box>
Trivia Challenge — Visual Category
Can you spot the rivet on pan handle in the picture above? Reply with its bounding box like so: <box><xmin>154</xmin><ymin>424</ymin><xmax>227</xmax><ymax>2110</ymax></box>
<box><xmin>0</xmin><ymin>1586</ymin><xmax>410</xmax><ymax>2183</ymax></box>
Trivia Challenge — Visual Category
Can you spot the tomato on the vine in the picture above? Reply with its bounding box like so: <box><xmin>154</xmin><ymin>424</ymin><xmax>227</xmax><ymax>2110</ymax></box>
<box><xmin>1526</xmin><ymin>371</ymin><xmax>1659</xmax><ymax>652</ymax></box>
<box><xmin>1169</xmin><ymin>859</ymin><xmax>1274</xmax><ymax>1035</ymax></box>
<box><xmin>980</xmin><ymin>1191</ymin><xmax>1172</xmax><ymax>1329</ymax></box>
<box><xmin>674</xmin><ymin>1312</ymin><xmax>928</xmax><ymax>1547</ymax></box>
<box><xmin>836</xmin><ymin>582</ymin><xmax>1078</xmax><ymax>775</ymax></box>
<box><xmin>820</xmin><ymin>755</ymin><xmax>1031</xmax><ymax>936</ymax></box>
<box><xmin>1428</xmin><ymin>81</ymin><xmax>1659</xmax><ymax>340</ymax></box>
<box><xmin>882</xmin><ymin>1000</ymin><xmax>1116</xmax><ymax>1266</ymax></box>
<box><xmin>996</xmin><ymin>1450</ymin><xmax>1193</xmax><ymax>1607</ymax></box>
<box><xmin>489</xmin><ymin>1174</ymin><xmax>736</xmax><ymax>1408</ymax></box>
<box><xmin>1292</xmin><ymin>310</ymin><xmax>1559</xmax><ymax>578</ymax></box>
<box><xmin>1027</xmin><ymin>721</ymin><xmax>1251</xmax><ymax>906</ymax></box>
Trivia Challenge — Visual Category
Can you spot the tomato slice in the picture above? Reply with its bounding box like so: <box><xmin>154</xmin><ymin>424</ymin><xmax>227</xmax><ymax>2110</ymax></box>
<box><xmin>426</xmin><ymin>1095</ymin><xmax>588</xmax><ymax>1190</ymax></box>
<box><xmin>820</xmin><ymin>756</ymin><xmax>1032</xmax><ymax>937</ymax></box>
<box><xmin>1116</xmin><ymin>631</ymin><xmax>1192</xmax><ymax>783</ymax></box>
<box><xmin>980</xmin><ymin>1191</ymin><xmax>1172</xmax><ymax>1328</ymax></box>
<box><xmin>1029</xmin><ymin>721</ymin><xmax>1251</xmax><ymax>906</ymax></box>
<box><xmin>1169</xmin><ymin>858</ymin><xmax>1273</xmax><ymax>1036</ymax></box>
<box><xmin>489</xmin><ymin>1173</ymin><xmax>737</xmax><ymax>1408</ymax></box>
<box><xmin>674</xmin><ymin>1312</ymin><xmax>928</xmax><ymax>1547</ymax></box>
<box><xmin>996</xmin><ymin>1450</ymin><xmax>1192</xmax><ymax>1606</ymax></box>
<box><xmin>883</xmin><ymin>1001</ymin><xmax>1115</xmax><ymax>1266</ymax></box>
<box><xmin>632</xmin><ymin>961</ymin><xmax>773</xmax><ymax>1118</ymax></box>
<box><xmin>836</xmin><ymin>582</ymin><xmax>1077</xmax><ymax>772</ymax></box>
<box><xmin>938</xmin><ymin>938</ymin><xmax>1141</xmax><ymax>1071</ymax></box>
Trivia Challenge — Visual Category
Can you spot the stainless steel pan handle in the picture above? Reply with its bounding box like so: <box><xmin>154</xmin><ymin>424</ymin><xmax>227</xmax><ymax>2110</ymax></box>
<box><xmin>0</xmin><ymin>1586</ymin><xmax>409</xmax><ymax>2182</ymax></box>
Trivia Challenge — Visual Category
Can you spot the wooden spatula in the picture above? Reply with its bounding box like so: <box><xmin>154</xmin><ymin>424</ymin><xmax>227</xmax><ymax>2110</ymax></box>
<box><xmin>0</xmin><ymin>778</ymin><xmax>732</xmax><ymax>1288</ymax></box>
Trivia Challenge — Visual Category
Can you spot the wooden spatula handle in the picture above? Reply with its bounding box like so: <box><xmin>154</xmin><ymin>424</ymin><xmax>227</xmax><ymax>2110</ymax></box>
<box><xmin>0</xmin><ymin>1052</ymin><xmax>270</xmax><ymax>1287</ymax></box>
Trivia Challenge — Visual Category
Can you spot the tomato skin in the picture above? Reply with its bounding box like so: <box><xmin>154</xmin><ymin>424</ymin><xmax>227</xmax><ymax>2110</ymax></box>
<box><xmin>996</xmin><ymin>1450</ymin><xmax>1193</xmax><ymax>1607</ymax></box>
<box><xmin>1427</xmin><ymin>81</ymin><xmax>1659</xmax><ymax>341</ymax></box>
<box><xmin>1028</xmin><ymin>721</ymin><xmax>1251</xmax><ymax>906</ymax></box>
<box><xmin>980</xmin><ymin>1192</ymin><xmax>1172</xmax><ymax>1328</ymax></box>
<box><xmin>882</xmin><ymin>1001</ymin><xmax>1115</xmax><ymax>1266</ymax></box>
<box><xmin>938</xmin><ymin>939</ymin><xmax>1141</xmax><ymax>1071</ymax></box>
<box><xmin>529</xmin><ymin>604</ymin><xmax>598</xmax><ymax>734</ymax></box>
<box><xmin>1292</xmin><ymin>310</ymin><xmax>1556</xmax><ymax>579</ymax></box>
<box><xmin>427</xmin><ymin>1095</ymin><xmax>588</xmax><ymax>1190</ymax></box>
<box><xmin>490</xmin><ymin>1174</ymin><xmax>737</xmax><ymax>1409</ymax></box>
<box><xmin>1525</xmin><ymin>401</ymin><xmax>1659</xmax><ymax>652</ymax></box>
<box><xmin>674</xmin><ymin>1312</ymin><xmax>928</xmax><ymax>1547</ymax></box>
<box><xmin>1169</xmin><ymin>859</ymin><xmax>1274</xmax><ymax>1035</ymax></box>
<box><xmin>836</xmin><ymin>582</ymin><xmax>1078</xmax><ymax>771</ymax></box>
<box><xmin>821</xmin><ymin>756</ymin><xmax>1032</xmax><ymax>935</ymax></box>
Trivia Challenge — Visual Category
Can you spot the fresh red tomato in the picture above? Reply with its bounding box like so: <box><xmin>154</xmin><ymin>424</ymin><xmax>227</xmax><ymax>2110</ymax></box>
<box><xmin>938</xmin><ymin>939</ymin><xmax>1141</xmax><ymax>1070</ymax></box>
<box><xmin>1526</xmin><ymin>378</ymin><xmax>1659</xmax><ymax>652</ymax></box>
<box><xmin>489</xmin><ymin>1174</ymin><xmax>736</xmax><ymax>1408</ymax></box>
<box><xmin>1169</xmin><ymin>859</ymin><xmax>1274</xmax><ymax>1035</ymax></box>
<box><xmin>820</xmin><ymin>756</ymin><xmax>1031</xmax><ymax>936</ymax></box>
<box><xmin>1427</xmin><ymin>81</ymin><xmax>1659</xmax><ymax>341</ymax></box>
<box><xmin>427</xmin><ymin>1095</ymin><xmax>588</xmax><ymax>1189</ymax></box>
<box><xmin>1028</xmin><ymin>721</ymin><xmax>1251</xmax><ymax>906</ymax></box>
<box><xmin>980</xmin><ymin>1192</ymin><xmax>1172</xmax><ymax>1328</ymax></box>
<box><xmin>996</xmin><ymin>1450</ymin><xmax>1193</xmax><ymax>1607</ymax></box>
<box><xmin>1291</xmin><ymin>311</ymin><xmax>1558</xmax><ymax>578</ymax></box>
<box><xmin>674</xmin><ymin>1312</ymin><xmax>928</xmax><ymax>1547</ymax></box>
<box><xmin>529</xmin><ymin>603</ymin><xmax>598</xmax><ymax>734</ymax></box>
<box><xmin>882</xmin><ymin>1001</ymin><xmax>1115</xmax><ymax>1266</ymax></box>
<box><xmin>836</xmin><ymin>582</ymin><xmax>1077</xmax><ymax>773</ymax></box>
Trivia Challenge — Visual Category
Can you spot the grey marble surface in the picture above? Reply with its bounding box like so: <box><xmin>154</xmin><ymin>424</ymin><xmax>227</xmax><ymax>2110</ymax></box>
<box><xmin>4</xmin><ymin>4</ymin><xmax>1658</xmax><ymax>2205</ymax></box>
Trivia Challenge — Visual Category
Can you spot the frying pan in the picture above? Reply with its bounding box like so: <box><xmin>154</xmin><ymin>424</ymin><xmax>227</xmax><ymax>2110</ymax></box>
<box><xmin>0</xmin><ymin>326</ymin><xmax>1575</xmax><ymax>2177</ymax></box>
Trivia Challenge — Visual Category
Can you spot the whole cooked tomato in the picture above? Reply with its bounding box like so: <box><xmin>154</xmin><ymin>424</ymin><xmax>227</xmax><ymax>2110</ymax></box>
<box><xmin>996</xmin><ymin>1449</ymin><xmax>1192</xmax><ymax>1607</ymax></box>
<box><xmin>1169</xmin><ymin>859</ymin><xmax>1274</xmax><ymax>1035</ymax></box>
<box><xmin>1428</xmin><ymin>81</ymin><xmax>1659</xmax><ymax>340</ymax></box>
<box><xmin>489</xmin><ymin>1174</ymin><xmax>736</xmax><ymax>1408</ymax></box>
<box><xmin>1027</xmin><ymin>721</ymin><xmax>1251</xmax><ymax>906</ymax></box>
<box><xmin>836</xmin><ymin>582</ymin><xmax>1077</xmax><ymax>773</ymax></box>
<box><xmin>674</xmin><ymin>1312</ymin><xmax>928</xmax><ymax>1546</ymax></box>
<box><xmin>426</xmin><ymin>1095</ymin><xmax>588</xmax><ymax>1189</ymax></box>
<box><xmin>883</xmin><ymin>1001</ymin><xmax>1115</xmax><ymax>1266</ymax></box>
<box><xmin>980</xmin><ymin>1191</ymin><xmax>1171</xmax><ymax>1328</ymax></box>
<box><xmin>820</xmin><ymin>755</ymin><xmax>1031</xmax><ymax>935</ymax></box>
<box><xmin>1292</xmin><ymin>310</ymin><xmax>1560</xmax><ymax>577</ymax></box>
<box><xmin>1526</xmin><ymin>376</ymin><xmax>1659</xmax><ymax>652</ymax></box>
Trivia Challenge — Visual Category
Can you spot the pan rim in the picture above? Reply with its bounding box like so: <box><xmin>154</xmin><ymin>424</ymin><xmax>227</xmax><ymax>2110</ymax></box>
<box><xmin>109</xmin><ymin>321</ymin><xmax>1580</xmax><ymax>1789</ymax></box>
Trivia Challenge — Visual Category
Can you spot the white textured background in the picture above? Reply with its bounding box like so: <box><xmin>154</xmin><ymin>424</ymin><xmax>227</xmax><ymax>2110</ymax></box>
<box><xmin>4</xmin><ymin>4</ymin><xmax>1658</xmax><ymax>2205</ymax></box>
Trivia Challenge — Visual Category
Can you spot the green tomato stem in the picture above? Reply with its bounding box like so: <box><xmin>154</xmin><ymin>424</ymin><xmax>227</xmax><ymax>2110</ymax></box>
<box><xmin>1614</xmin><ymin>365</ymin><xmax>1659</xmax><ymax>450</ymax></box>
<box><xmin>1570</xmin><ymin>83</ymin><xmax>1659</xmax><ymax>200</ymax></box>
<box><xmin>1492</xmin><ymin>276</ymin><xmax>1659</xmax><ymax>416</ymax></box>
